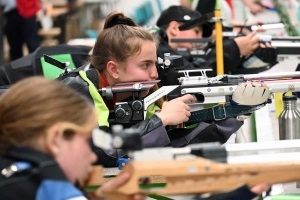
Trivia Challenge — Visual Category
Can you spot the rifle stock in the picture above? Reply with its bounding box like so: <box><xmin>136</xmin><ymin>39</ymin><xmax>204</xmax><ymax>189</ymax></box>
<box><xmin>87</xmin><ymin>158</ymin><xmax>300</xmax><ymax>199</ymax></box>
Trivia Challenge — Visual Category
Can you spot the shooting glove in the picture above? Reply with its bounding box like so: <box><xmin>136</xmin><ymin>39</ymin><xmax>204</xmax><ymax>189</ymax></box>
<box><xmin>242</xmin><ymin>47</ymin><xmax>278</xmax><ymax>69</ymax></box>
<box><xmin>254</xmin><ymin>46</ymin><xmax>278</xmax><ymax>66</ymax></box>
<box><xmin>231</xmin><ymin>83</ymin><xmax>271</xmax><ymax>105</ymax></box>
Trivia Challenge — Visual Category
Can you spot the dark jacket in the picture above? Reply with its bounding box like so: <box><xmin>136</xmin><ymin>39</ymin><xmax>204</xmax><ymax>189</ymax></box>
<box><xmin>59</xmin><ymin>68</ymin><xmax>243</xmax><ymax>167</ymax></box>
<box><xmin>156</xmin><ymin>29</ymin><xmax>241</xmax><ymax>85</ymax></box>
<box><xmin>193</xmin><ymin>185</ymin><xmax>258</xmax><ymax>200</ymax></box>
<box><xmin>0</xmin><ymin>145</ymin><xmax>87</xmax><ymax>200</ymax></box>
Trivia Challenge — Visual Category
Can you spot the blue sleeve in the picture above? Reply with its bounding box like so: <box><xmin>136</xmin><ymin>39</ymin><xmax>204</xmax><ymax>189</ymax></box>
<box><xmin>36</xmin><ymin>180</ymin><xmax>87</xmax><ymax>200</ymax></box>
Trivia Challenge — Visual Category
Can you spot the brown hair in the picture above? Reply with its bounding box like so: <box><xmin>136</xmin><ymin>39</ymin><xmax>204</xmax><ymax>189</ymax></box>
<box><xmin>91</xmin><ymin>11</ymin><xmax>159</xmax><ymax>72</ymax></box>
<box><xmin>92</xmin><ymin>11</ymin><xmax>164</xmax><ymax>108</ymax></box>
<box><xmin>0</xmin><ymin>77</ymin><xmax>97</xmax><ymax>154</ymax></box>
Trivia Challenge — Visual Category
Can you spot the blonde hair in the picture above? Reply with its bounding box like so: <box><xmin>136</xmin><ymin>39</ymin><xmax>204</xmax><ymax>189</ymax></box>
<box><xmin>0</xmin><ymin>77</ymin><xmax>97</xmax><ymax>153</ymax></box>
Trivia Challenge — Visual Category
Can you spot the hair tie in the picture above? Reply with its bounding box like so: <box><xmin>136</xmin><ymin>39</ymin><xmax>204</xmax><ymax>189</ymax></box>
<box><xmin>116</xmin><ymin>18</ymin><xmax>128</xmax><ymax>26</ymax></box>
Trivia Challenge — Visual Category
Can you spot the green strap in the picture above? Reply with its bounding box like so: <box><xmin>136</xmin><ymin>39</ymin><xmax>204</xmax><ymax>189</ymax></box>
<box><xmin>79</xmin><ymin>71</ymin><xmax>109</xmax><ymax>127</ymax></box>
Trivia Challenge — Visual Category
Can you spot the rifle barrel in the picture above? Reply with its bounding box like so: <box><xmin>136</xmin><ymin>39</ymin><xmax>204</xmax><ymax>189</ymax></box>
<box><xmin>181</xmin><ymin>78</ymin><xmax>300</xmax><ymax>96</ymax></box>
<box><xmin>272</xmin><ymin>36</ymin><xmax>300</xmax><ymax>41</ymax></box>
<box><xmin>226</xmin><ymin>139</ymin><xmax>300</xmax><ymax>164</ymax></box>
<box><xmin>244</xmin><ymin>71</ymin><xmax>300</xmax><ymax>79</ymax></box>
<box><xmin>271</xmin><ymin>41</ymin><xmax>300</xmax><ymax>55</ymax></box>
<box><xmin>99</xmin><ymin>80</ymin><xmax>159</xmax><ymax>95</ymax></box>
<box><xmin>170</xmin><ymin>38</ymin><xmax>213</xmax><ymax>43</ymax></box>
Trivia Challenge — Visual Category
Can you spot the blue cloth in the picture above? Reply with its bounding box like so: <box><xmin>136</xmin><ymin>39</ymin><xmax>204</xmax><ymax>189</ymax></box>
<box><xmin>36</xmin><ymin>180</ymin><xmax>86</xmax><ymax>200</ymax></box>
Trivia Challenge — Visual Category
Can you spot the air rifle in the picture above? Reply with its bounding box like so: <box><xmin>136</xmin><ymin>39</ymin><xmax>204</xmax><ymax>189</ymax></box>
<box><xmin>253</xmin><ymin>35</ymin><xmax>300</xmax><ymax>56</ymax></box>
<box><xmin>170</xmin><ymin>36</ymin><xmax>278</xmax><ymax>69</ymax></box>
<box><xmin>154</xmin><ymin>54</ymin><xmax>300</xmax><ymax>124</ymax></box>
<box><xmin>219</xmin><ymin>32</ymin><xmax>300</xmax><ymax>56</ymax></box>
<box><xmin>87</xmin><ymin>128</ymin><xmax>300</xmax><ymax>200</ymax></box>
<box><xmin>172</xmin><ymin>34</ymin><xmax>300</xmax><ymax>65</ymax></box>
<box><xmin>223</xmin><ymin>22</ymin><xmax>284</xmax><ymax>36</ymax></box>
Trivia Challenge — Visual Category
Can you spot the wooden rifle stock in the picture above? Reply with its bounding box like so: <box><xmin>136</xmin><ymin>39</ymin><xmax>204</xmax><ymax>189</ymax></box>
<box><xmin>86</xmin><ymin>157</ymin><xmax>300</xmax><ymax>199</ymax></box>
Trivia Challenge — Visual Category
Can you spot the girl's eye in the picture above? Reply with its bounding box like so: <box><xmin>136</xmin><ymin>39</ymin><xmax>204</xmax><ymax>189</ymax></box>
<box><xmin>142</xmin><ymin>63</ymin><xmax>149</xmax><ymax>68</ymax></box>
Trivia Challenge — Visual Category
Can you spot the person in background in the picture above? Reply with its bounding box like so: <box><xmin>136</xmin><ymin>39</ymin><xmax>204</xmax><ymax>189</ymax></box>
<box><xmin>156</xmin><ymin>5</ymin><xmax>261</xmax><ymax>83</ymax></box>
<box><xmin>181</xmin><ymin>0</ymin><xmax>265</xmax><ymax>32</ymax></box>
<box><xmin>0</xmin><ymin>0</ymin><xmax>41</xmax><ymax>61</ymax></box>
<box><xmin>242</xmin><ymin>0</ymin><xmax>264</xmax><ymax>15</ymax></box>
<box><xmin>182</xmin><ymin>0</ymin><xmax>264</xmax><ymax>17</ymax></box>
<box><xmin>0</xmin><ymin>77</ymin><xmax>144</xmax><ymax>200</ymax></box>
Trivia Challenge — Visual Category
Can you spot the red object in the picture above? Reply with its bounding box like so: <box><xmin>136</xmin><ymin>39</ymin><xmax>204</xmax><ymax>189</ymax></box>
<box><xmin>225</xmin><ymin>0</ymin><xmax>234</xmax><ymax>18</ymax></box>
<box><xmin>16</xmin><ymin>0</ymin><xmax>40</xmax><ymax>18</ymax></box>
<box><xmin>225</xmin><ymin>0</ymin><xmax>233</xmax><ymax>10</ymax></box>
<box><xmin>98</xmin><ymin>71</ymin><xmax>116</xmax><ymax>110</ymax></box>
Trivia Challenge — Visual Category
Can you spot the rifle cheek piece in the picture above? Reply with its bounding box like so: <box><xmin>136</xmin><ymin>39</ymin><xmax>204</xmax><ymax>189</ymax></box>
<box><xmin>113</xmin><ymin>100</ymin><xmax>144</xmax><ymax>123</ymax></box>
<box><xmin>100</xmin><ymin>81</ymin><xmax>159</xmax><ymax>125</ymax></box>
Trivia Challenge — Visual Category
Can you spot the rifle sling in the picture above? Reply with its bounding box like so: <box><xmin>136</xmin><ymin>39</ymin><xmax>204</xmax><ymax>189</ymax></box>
<box><xmin>187</xmin><ymin>103</ymin><xmax>267</xmax><ymax>124</ymax></box>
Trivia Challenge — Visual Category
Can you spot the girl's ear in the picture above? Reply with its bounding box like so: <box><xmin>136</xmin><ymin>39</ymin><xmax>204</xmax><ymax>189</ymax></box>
<box><xmin>106</xmin><ymin>61</ymin><xmax>120</xmax><ymax>80</ymax></box>
<box><xmin>168</xmin><ymin>21</ymin><xmax>180</xmax><ymax>37</ymax></box>
<box><xmin>45</xmin><ymin>124</ymin><xmax>64</xmax><ymax>157</ymax></box>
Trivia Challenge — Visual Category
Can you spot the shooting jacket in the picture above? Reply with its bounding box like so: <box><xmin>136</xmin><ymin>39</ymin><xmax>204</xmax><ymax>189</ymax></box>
<box><xmin>58</xmin><ymin>67</ymin><xmax>243</xmax><ymax>167</ymax></box>
<box><xmin>0</xmin><ymin>145</ymin><xmax>88</xmax><ymax>200</ymax></box>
